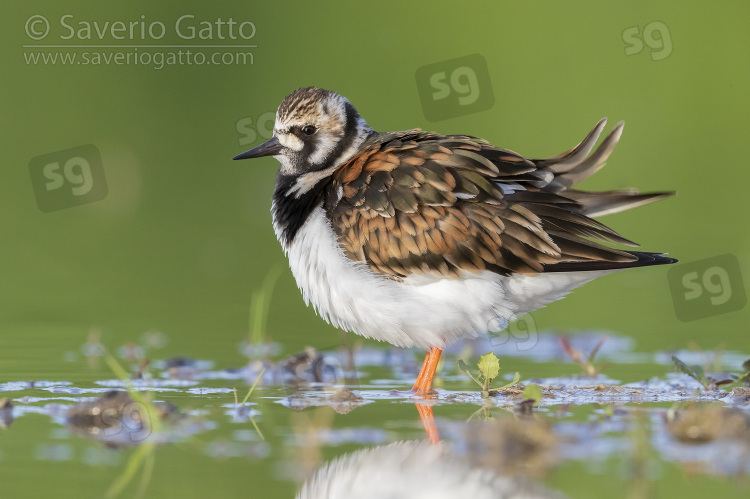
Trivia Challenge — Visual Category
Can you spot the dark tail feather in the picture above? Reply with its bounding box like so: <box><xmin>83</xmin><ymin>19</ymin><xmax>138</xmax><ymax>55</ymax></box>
<box><xmin>533</xmin><ymin>119</ymin><xmax>676</xmax><ymax>218</ymax></box>
<box><xmin>565</xmin><ymin>189</ymin><xmax>676</xmax><ymax>218</ymax></box>
<box><xmin>542</xmin><ymin>251</ymin><xmax>678</xmax><ymax>273</ymax></box>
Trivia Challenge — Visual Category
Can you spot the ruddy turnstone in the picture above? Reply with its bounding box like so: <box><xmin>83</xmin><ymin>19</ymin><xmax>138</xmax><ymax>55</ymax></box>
<box><xmin>233</xmin><ymin>86</ymin><xmax>676</xmax><ymax>397</ymax></box>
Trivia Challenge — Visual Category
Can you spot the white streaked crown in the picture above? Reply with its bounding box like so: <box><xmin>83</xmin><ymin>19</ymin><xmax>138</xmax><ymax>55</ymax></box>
<box><xmin>271</xmin><ymin>87</ymin><xmax>373</xmax><ymax>179</ymax></box>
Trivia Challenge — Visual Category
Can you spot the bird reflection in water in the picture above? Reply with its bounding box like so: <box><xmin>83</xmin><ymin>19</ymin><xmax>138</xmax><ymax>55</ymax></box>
<box><xmin>296</xmin><ymin>413</ymin><xmax>562</xmax><ymax>498</ymax></box>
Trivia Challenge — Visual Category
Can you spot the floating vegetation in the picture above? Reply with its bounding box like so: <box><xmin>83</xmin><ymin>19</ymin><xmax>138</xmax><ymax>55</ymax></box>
<box><xmin>457</xmin><ymin>352</ymin><xmax>520</xmax><ymax>398</ymax></box>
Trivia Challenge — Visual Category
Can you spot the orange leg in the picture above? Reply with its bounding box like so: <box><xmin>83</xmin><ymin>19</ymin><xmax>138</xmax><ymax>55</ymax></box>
<box><xmin>411</xmin><ymin>347</ymin><xmax>442</xmax><ymax>397</ymax></box>
<box><xmin>412</xmin><ymin>351</ymin><xmax>430</xmax><ymax>388</ymax></box>
<box><xmin>415</xmin><ymin>403</ymin><xmax>441</xmax><ymax>444</ymax></box>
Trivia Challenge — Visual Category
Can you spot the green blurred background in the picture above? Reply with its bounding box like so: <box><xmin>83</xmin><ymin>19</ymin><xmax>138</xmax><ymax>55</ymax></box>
<box><xmin>2</xmin><ymin>1</ymin><xmax>750</xmax><ymax>498</ymax></box>
<box><xmin>4</xmin><ymin>1</ymin><xmax>748</xmax><ymax>361</ymax></box>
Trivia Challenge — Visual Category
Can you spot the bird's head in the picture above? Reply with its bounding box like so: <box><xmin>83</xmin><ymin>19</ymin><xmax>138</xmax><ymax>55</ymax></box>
<box><xmin>233</xmin><ymin>87</ymin><xmax>374</xmax><ymax>177</ymax></box>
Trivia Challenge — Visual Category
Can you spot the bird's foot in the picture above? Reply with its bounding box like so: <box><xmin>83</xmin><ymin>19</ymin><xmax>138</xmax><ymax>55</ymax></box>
<box><xmin>413</xmin><ymin>388</ymin><xmax>439</xmax><ymax>399</ymax></box>
<box><xmin>387</xmin><ymin>388</ymin><xmax>439</xmax><ymax>399</ymax></box>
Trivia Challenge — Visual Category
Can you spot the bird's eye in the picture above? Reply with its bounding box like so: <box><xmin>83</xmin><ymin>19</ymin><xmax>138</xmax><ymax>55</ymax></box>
<box><xmin>301</xmin><ymin>125</ymin><xmax>317</xmax><ymax>136</ymax></box>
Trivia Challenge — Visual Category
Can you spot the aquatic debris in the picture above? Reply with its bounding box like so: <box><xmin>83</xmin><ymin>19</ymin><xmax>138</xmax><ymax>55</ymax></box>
<box><xmin>464</xmin><ymin>416</ymin><xmax>558</xmax><ymax>478</ymax></box>
<box><xmin>281</xmin><ymin>388</ymin><xmax>370</xmax><ymax>414</ymax></box>
<box><xmin>279</xmin><ymin>346</ymin><xmax>342</xmax><ymax>387</ymax></box>
<box><xmin>667</xmin><ymin>404</ymin><xmax>750</xmax><ymax>444</ymax></box>
<box><xmin>327</xmin><ymin>387</ymin><xmax>362</xmax><ymax>403</ymax></box>
<box><xmin>66</xmin><ymin>390</ymin><xmax>177</xmax><ymax>447</ymax></box>
<box><xmin>431</xmin><ymin>379</ymin><xmax>728</xmax><ymax>408</ymax></box>
<box><xmin>327</xmin><ymin>388</ymin><xmax>365</xmax><ymax>415</ymax></box>
<box><xmin>0</xmin><ymin>398</ymin><xmax>13</xmax><ymax>428</ymax></box>
<box><xmin>729</xmin><ymin>387</ymin><xmax>750</xmax><ymax>404</ymax></box>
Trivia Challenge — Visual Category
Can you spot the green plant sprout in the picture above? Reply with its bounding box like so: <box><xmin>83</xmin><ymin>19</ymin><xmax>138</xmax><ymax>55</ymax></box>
<box><xmin>248</xmin><ymin>262</ymin><xmax>285</xmax><ymax>347</ymax></box>
<box><xmin>521</xmin><ymin>383</ymin><xmax>542</xmax><ymax>407</ymax></box>
<box><xmin>107</xmin><ymin>441</ymin><xmax>155</xmax><ymax>499</ymax></box>
<box><xmin>558</xmin><ymin>335</ymin><xmax>609</xmax><ymax>377</ymax></box>
<box><xmin>671</xmin><ymin>355</ymin><xmax>734</xmax><ymax>391</ymax></box>
<box><xmin>737</xmin><ymin>360</ymin><xmax>750</xmax><ymax>386</ymax></box>
<box><xmin>233</xmin><ymin>368</ymin><xmax>266</xmax><ymax>440</ymax></box>
<box><xmin>717</xmin><ymin>358</ymin><xmax>750</xmax><ymax>389</ymax></box>
<box><xmin>466</xmin><ymin>404</ymin><xmax>495</xmax><ymax>422</ymax></box>
<box><xmin>458</xmin><ymin>352</ymin><xmax>520</xmax><ymax>397</ymax></box>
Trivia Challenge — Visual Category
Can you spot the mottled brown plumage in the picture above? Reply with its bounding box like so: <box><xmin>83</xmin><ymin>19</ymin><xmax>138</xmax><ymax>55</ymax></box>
<box><xmin>325</xmin><ymin>124</ymin><xmax>670</xmax><ymax>279</ymax></box>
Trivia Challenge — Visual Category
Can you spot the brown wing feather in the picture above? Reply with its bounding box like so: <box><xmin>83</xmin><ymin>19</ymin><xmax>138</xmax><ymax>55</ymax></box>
<box><xmin>327</xmin><ymin>125</ymin><xmax>671</xmax><ymax>279</ymax></box>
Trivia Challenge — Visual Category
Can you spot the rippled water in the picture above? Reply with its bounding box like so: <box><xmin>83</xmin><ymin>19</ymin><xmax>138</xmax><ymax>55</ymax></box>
<box><xmin>1</xmin><ymin>331</ymin><xmax>749</xmax><ymax>498</ymax></box>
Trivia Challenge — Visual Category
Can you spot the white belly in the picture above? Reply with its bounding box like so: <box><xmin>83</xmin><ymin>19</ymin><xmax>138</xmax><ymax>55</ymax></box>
<box><xmin>277</xmin><ymin>207</ymin><xmax>615</xmax><ymax>350</ymax></box>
